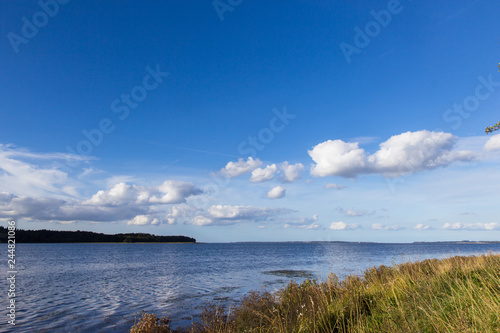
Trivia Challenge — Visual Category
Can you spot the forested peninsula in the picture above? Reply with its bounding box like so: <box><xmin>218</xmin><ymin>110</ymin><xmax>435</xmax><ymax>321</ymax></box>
<box><xmin>0</xmin><ymin>226</ymin><xmax>195</xmax><ymax>243</ymax></box>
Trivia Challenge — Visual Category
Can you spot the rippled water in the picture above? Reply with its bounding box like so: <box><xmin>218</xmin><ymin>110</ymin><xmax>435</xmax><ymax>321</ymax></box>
<box><xmin>2</xmin><ymin>242</ymin><xmax>500</xmax><ymax>332</ymax></box>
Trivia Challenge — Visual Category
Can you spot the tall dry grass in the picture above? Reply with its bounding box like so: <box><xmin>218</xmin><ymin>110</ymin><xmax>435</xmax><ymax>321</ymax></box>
<box><xmin>130</xmin><ymin>253</ymin><xmax>500</xmax><ymax>333</ymax></box>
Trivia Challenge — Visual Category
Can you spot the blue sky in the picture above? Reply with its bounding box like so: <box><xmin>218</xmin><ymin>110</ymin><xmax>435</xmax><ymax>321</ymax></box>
<box><xmin>1</xmin><ymin>0</ymin><xmax>499</xmax><ymax>242</ymax></box>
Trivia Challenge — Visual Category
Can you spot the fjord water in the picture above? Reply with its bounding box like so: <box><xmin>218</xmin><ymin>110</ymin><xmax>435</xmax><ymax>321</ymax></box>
<box><xmin>5</xmin><ymin>242</ymin><xmax>500</xmax><ymax>332</ymax></box>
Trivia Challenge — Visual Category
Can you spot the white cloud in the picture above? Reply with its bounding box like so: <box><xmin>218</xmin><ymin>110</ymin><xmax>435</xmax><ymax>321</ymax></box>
<box><xmin>309</xmin><ymin>130</ymin><xmax>477</xmax><ymax>178</ymax></box>
<box><xmin>84</xmin><ymin>183</ymin><xmax>138</xmax><ymax>206</ymax></box>
<box><xmin>414</xmin><ymin>223</ymin><xmax>433</xmax><ymax>230</ymax></box>
<box><xmin>442</xmin><ymin>222</ymin><xmax>500</xmax><ymax>230</ymax></box>
<box><xmin>165</xmin><ymin>205</ymin><xmax>197</xmax><ymax>225</ymax></box>
<box><xmin>267</xmin><ymin>185</ymin><xmax>286</xmax><ymax>199</ymax></box>
<box><xmin>337</xmin><ymin>207</ymin><xmax>374</xmax><ymax>217</ymax></box>
<box><xmin>220</xmin><ymin>157</ymin><xmax>262</xmax><ymax>178</ymax></box>
<box><xmin>281</xmin><ymin>162</ymin><xmax>305</xmax><ymax>182</ymax></box>
<box><xmin>329</xmin><ymin>221</ymin><xmax>361</xmax><ymax>230</ymax></box>
<box><xmin>0</xmin><ymin>144</ymin><xmax>86</xmax><ymax>198</ymax></box>
<box><xmin>187</xmin><ymin>205</ymin><xmax>293</xmax><ymax>226</ymax></box>
<box><xmin>191</xmin><ymin>215</ymin><xmax>214</xmax><ymax>226</ymax></box>
<box><xmin>84</xmin><ymin>181</ymin><xmax>202</xmax><ymax>206</ymax></box>
<box><xmin>484</xmin><ymin>134</ymin><xmax>500</xmax><ymax>151</ymax></box>
<box><xmin>150</xmin><ymin>180</ymin><xmax>203</xmax><ymax>204</ymax></box>
<box><xmin>0</xmin><ymin>179</ymin><xmax>203</xmax><ymax>224</ymax></box>
<box><xmin>127</xmin><ymin>215</ymin><xmax>160</xmax><ymax>226</ymax></box>
<box><xmin>250</xmin><ymin>164</ymin><xmax>277</xmax><ymax>183</ymax></box>
<box><xmin>371</xmin><ymin>223</ymin><xmax>402</xmax><ymax>230</ymax></box>
<box><xmin>324</xmin><ymin>183</ymin><xmax>345</xmax><ymax>190</ymax></box>
<box><xmin>309</xmin><ymin>140</ymin><xmax>367</xmax><ymax>178</ymax></box>
<box><xmin>0</xmin><ymin>192</ymin><xmax>147</xmax><ymax>222</ymax></box>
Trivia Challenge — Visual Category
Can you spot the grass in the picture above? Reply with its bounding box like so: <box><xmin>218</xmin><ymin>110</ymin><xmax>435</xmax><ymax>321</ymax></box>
<box><xmin>130</xmin><ymin>253</ymin><xmax>500</xmax><ymax>332</ymax></box>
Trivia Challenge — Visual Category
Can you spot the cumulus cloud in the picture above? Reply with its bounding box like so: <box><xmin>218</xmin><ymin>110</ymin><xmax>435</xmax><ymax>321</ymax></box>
<box><xmin>220</xmin><ymin>157</ymin><xmax>262</xmax><ymax>178</ymax></box>
<box><xmin>309</xmin><ymin>130</ymin><xmax>477</xmax><ymax>178</ymax></box>
<box><xmin>267</xmin><ymin>185</ymin><xmax>286</xmax><ymax>199</ymax></box>
<box><xmin>281</xmin><ymin>162</ymin><xmax>305</xmax><ymax>182</ymax></box>
<box><xmin>329</xmin><ymin>221</ymin><xmax>361</xmax><ymax>230</ymax></box>
<box><xmin>84</xmin><ymin>181</ymin><xmax>202</xmax><ymax>206</ymax></box>
<box><xmin>414</xmin><ymin>223</ymin><xmax>433</xmax><ymax>230</ymax></box>
<box><xmin>127</xmin><ymin>215</ymin><xmax>160</xmax><ymax>226</ymax></box>
<box><xmin>371</xmin><ymin>223</ymin><xmax>402</xmax><ymax>230</ymax></box>
<box><xmin>187</xmin><ymin>205</ymin><xmax>293</xmax><ymax>226</ymax></box>
<box><xmin>442</xmin><ymin>222</ymin><xmax>500</xmax><ymax>230</ymax></box>
<box><xmin>309</xmin><ymin>140</ymin><xmax>367</xmax><ymax>178</ymax></box>
<box><xmin>0</xmin><ymin>192</ymin><xmax>147</xmax><ymax>222</ymax></box>
<box><xmin>250</xmin><ymin>164</ymin><xmax>277</xmax><ymax>183</ymax></box>
<box><xmin>324</xmin><ymin>183</ymin><xmax>345</xmax><ymax>190</ymax></box>
<box><xmin>337</xmin><ymin>207</ymin><xmax>374</xmax><ymax>217</ymax></box>
<box><xmin>484</xmin><ymin>134</ymin><xmax>500</xmax><ymax>151</ymax></box>
<box><xmin>191</xmin><ymin>215</ymin><xmax>214</xmax><ymax>226</ymax></box>
<box><xmin>150</xmin><ymin>180</ymin><xmax>203</xmax><ymax>204</ymax></box>
<box><xmin>165</xmin><ymin>205</ymin><xmax>196</xmax><ymax>225</ymax></box>
<box><xmin>0</xmin><ymin>179</ymin><xmax>203</xmax><ymax>224</ymax></box>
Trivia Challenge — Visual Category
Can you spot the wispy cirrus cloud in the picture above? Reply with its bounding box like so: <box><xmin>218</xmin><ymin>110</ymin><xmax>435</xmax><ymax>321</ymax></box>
<box><xmin>0</xmin><ymin>144</ymin><xmax>92</xmax><ymax>198</ymax></box>
<box><xmin>282</xmin><ymin>214</ymin><xmax>321</xmax><ymax>230</ymax></box>
<box><xmin>337</xmin><ymin>207</ymin><xmax>375</xmax><ymax>217</ymax></box>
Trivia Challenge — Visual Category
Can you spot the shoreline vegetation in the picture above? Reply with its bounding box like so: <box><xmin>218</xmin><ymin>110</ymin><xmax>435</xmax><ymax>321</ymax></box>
<box><xmin>0</xmin><ymin>226</ymin><xmax>195</xmax><ymax>243</ymax></box>
<box><xmin>131</xmin><ymin>253</ymin><xmax>500</xmax><ymax>332</ymax></box>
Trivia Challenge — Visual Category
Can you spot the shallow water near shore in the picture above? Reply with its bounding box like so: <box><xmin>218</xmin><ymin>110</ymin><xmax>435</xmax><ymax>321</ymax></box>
<box><xmin>3</xmin><ymin>242</ymin><xmax>500</xmax><ymax>332</ymax></box>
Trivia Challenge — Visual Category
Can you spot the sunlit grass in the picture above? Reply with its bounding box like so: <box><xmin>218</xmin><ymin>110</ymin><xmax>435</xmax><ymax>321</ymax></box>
<box><xmin>130</xmin><ymin>253</ymin><xmax>500</xmax><ymax>332</ymax></box>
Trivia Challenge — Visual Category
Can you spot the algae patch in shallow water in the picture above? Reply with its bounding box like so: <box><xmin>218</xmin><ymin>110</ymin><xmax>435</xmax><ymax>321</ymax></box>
<box><xmin>261</xmin><ymin>269</ymin><xmax>316</xmax><ymax>279</ymax></box>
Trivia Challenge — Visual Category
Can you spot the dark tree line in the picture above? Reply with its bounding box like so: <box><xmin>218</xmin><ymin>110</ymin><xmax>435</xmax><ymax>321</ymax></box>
<box><xmin>0</xmin><ymin>226</ymin><xmax>195</xmax><ymax>243</ymax></box>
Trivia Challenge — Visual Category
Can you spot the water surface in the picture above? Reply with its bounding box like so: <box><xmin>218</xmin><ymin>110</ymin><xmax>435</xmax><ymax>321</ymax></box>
<box><xmin>3</xmin><ymin>242</ymin><xmax>500</xmax><ymax>332</ymax></box>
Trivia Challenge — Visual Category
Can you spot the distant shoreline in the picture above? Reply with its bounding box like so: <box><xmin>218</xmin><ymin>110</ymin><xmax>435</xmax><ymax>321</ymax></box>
<box><xmin>0</xmin><ymin>226</ymin><xmax>195</xmax><ymax>243</ymax></box>
<box><xmin>1</xmin><ymin>226</ymin><xmax>498</xmax><ymax>244</ymax></box>
<box><xmin>216</xmin><ymin>240</ymin><xmax>500</xmax><ymax>245</ymax></box>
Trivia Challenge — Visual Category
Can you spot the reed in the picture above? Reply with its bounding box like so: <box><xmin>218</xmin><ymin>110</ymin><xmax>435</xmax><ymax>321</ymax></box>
<box><xmin>130</xmin><ymin>253</ymin><xmax>500</xmax><ymax>332</ymax></box>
